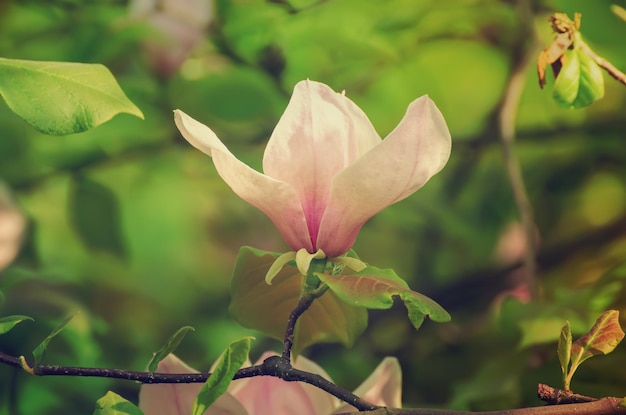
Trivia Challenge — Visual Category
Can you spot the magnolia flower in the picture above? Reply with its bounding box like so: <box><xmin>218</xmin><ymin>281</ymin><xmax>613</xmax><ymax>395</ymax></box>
<box><xmin>174</xmin><ymin>80</ymin><xmax>451</xmax><ymax>258</ymax></box>
<box><xmin>129</xmin><ymin>0</ymin><xmax>212</xmax><ymax>76</ymax></box>
<box><xmin>139</xmin><ymin>352</ymin><xmax>402</xmax><ymax>415</ymax></box>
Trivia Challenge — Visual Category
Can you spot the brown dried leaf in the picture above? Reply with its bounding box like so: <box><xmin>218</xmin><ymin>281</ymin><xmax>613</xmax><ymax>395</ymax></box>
<box><xmin>537</xmin><ymin>32</ymin><xmax>573</xmax><ymax>88</ymax></box>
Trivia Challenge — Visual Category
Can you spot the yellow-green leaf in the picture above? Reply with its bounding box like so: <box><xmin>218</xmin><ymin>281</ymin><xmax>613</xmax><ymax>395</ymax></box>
<box><xmin>0</xmin><ymin>315</ymin><xmax>34</xmax><ymax>335</ymax></box>
<box><xmin>93</xmin><ymin>391</ymin><xmax>143</xmax><ymax>415</ymax></box>
<box><xmin>192</xmin><ymin>337</ymin><xmax>252</xmax><ymax>415</ymax></box>
<box><xmin>0</xmin><ymin>57</ymin><xmax>143</xmax><ymax>135</ymax></box>
<box><xmin>552</xmin><ymin>44</ymin><xmax>604</xmax><ymax>109</ymax></box>
<box><xmin>557</xmin><ymin>321</ymin><xmax>572</xmax><ymax>378</ymax></box>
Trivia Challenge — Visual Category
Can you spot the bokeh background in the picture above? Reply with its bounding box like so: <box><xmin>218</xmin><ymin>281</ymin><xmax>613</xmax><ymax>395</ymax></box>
<box><xmin>1</xmin><ymin>0</ymin><xmax>625</xmax><ymax>413</ymax></box>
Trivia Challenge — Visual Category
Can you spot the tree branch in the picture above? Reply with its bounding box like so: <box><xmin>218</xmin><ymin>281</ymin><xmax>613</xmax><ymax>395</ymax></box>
<box><xmin>0</xmin><ymin>350</ymin><xmax>377</xmax><ymax>411</ymax></box>
<box><xmin>336</xmin><ymin>398</ymin><xmax>626</xmax><ymax>415</ymax></box>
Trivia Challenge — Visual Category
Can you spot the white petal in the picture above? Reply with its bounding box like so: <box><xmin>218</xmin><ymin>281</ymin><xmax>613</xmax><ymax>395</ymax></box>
<box><xmin>174</xmin><ymin>110</ymin><xmax>313</xmax><ymax>252</ymax></box>
<box><xmin>334</xmin><ymin>357</ymin><xmax>402</xmax><ymax>413</ymax></box>
<box><xmin>316</xmin><ymin>95</ymin><xmax>451</xmax><ymax>256</ymax></box>
<box><xmin>261</xmin><ymin>81</ymin><xmax>381</xmax><ymax>248</ymax></box>
<box><xmin>138</xmin><ymin>354</ymin><xmax>248</xmax><ymax>415</ymax></box>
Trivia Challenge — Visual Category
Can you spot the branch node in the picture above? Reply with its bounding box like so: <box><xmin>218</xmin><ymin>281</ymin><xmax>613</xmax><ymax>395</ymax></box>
<box><xmin>19</xmin><ymin>355</ymin><xmax>35</xmax><ymax>375</ymax></box>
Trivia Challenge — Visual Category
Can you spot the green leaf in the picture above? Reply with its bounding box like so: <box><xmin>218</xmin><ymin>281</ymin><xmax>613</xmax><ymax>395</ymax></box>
<box><xmin>32</xmin><ymin>314</ymin><xmax>75</xmax><ymax>365</ymax></box>
<box><xmin>315</xmin><ymin>265</ymin><xmax>451</xmax><ymax>330</ymax></box>
<box><xmin>552</xmin><ymin>44</ymin><xmax>604</xmax><ymax>109</ymax></box>
<box><xmin>0</xmin><ymin>57</ymin><xmax>143</xmax><ymax>135</ymax></box>
<box><xmin>570</xmin><ymin>310</ymin><xmax>624</xmax><ymax>367</ymax></box>
<box><xmin>93</xmin><ymin>391</ymin><xmax>144</xmax><ymax>415</ymax></box>
<box><xmin>229</xmin><ymin>246</ymin><xmax>367</xmax><ymax>355</ymax></box>
<box><xmin>70</xmin><ymin>175</ymin><xmax>126</xmax><ymax>258</ymax></box>
<box><xmin>148</xmin><ymin>326</ymin><xmax>196</xmax><ymax>373</ymax></box>
<box><xmin>557</xmin><ymin>321</ymin><xmax>572</xmax><ymax>383</ymax></box>
<box><xmin>0</xmin><ymin>315</ymin><xmax>34</xmax><ymax>335</ymax></box>
<box><xmin>192</xmin><ymin>337</ymin><xmax>253</xmax><ymax>415</ymax></box>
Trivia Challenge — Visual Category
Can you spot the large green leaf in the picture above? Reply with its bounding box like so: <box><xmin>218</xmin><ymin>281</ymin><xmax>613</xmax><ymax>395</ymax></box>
<box><xmin>229</xmin><ymin>246</ymin><xmax>368</xmax><ymax>355</ymax></box>
<box><xmin>0</xmin><ymin>315</ymin><xmax>34</xmax><ymax>335</ymax></box>
<box><xmin>0</xmin><ymin>57</ymin><xmax>143</xmax><ymax>135</ymax></box>
<box><xmin>93</xmin><ymin>391</ymin><xmax>144</xmax><ymax>415</ymax></box>
<box><xmin>552</xmin><ymin>45</ymin><xmax>604</xmax><ymax>109</ymax></box>
<box><xmin>192</xmin><ymin>337</ymin><xmax>252</xmax><ymax>415</ymax></box>
<box><xmin>316</xmin><ymin>265</ymin><xmax>450</xmax><ymax>330</ymax></box>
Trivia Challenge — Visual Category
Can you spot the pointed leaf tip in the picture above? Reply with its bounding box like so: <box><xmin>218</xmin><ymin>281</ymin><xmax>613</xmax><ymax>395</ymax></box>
<box><xmin>0</xmin><ymin>315</ymin><xmax>34</xmax><ymax>335</ymax></box>
<box><xmin>148</xmin><ymin>326</ymin><xmax>195</xmax><ymax>373</ymax></box>
<box><xmin>557</xmin><ymin>321</ymin><xmax>572</xmax><ymax>384</ymax></box>
<box><xmin>32</xmin><ymin>313</ymin><xmax>76</xmax><ymax>366</ymax></box>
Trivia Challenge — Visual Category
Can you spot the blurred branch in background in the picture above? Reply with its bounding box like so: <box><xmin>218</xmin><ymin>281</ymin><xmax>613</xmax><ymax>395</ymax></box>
<box><xmin>496</xmin><ymin>0</ymin><xmax>540</xmax><ymax>298</ymax></box>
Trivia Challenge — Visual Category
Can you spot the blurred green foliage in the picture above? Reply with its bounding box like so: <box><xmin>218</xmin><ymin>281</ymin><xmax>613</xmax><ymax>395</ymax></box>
<box><xmin>0</xmin><ymin>0</ymin><xmax>625</xmax><ymax>413</ymax></box>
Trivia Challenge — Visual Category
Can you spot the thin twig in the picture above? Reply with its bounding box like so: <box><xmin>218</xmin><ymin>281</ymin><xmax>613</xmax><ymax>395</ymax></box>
<box><xmin>580</xmin><ymin>41</ymin><xmax>626</xmax><ymax>85</ymax></box>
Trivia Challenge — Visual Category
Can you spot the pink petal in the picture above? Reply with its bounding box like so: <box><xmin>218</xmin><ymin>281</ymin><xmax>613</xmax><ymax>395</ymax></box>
<box><xmin>334</xmin><ymin>357</ymin><xmax>402</xmax><ymax>413</ymax></box>
<box><xmin>228</xmin><ymin>352</ymin><xmax>337</xmax><ymax>415</ymax></box>
<box><xmin>138</xmin><ymin>354</ymin><xmax>248</xmax><ymax>415</ymax></box>
<box><xmin>316</xmin><ymin>95</ymin><xmax>451</xmax><ymax>256</ymax></box>
<box><xmin>262</xmin><ymin>81</ymin><xmax>381</xmax><ymax>250</ymax></box>
<box><xmin>174</xmin><ymin>110</ymin><xmax>313</xmax><ymax>252</ymax></box>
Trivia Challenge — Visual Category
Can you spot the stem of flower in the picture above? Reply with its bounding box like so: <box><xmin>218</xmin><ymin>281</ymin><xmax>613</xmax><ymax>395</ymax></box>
<box><xmin>281</xmin><ymin>257</ymin><xmax>329</xmax><ymax>361</ymax></box>
<box><xmin>281</xmin><ymin>292</ymin><xmax>315</xmax><ymax>362</ymax></box>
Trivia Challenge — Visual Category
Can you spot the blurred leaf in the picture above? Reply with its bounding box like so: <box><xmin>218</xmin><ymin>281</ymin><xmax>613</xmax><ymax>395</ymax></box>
<box><xmin>229</xmin><ymin>246</ymin><xmax>367</xmax><ymax>354</ymax></box>
<box><xmin>69</xmin><ymin>175</ymin><xmax>126</xmax><ymax>258</ymax></box>
<box><xmin>557</xmin><ymin>321</ymin><xmax>572</xmax><ymax>382</ymax></box>
<box><xmin>93</xmin><ymin>391</ymin><xmax>143</xmax><ymax>415</ymax></box>
<box><xmin>0</xmin><ymin>315</ymin><xmax>34</xmax><ymax>335</ymax></box>
<box><xmin>0</xmin><ymin>57</ymin><xmax>143</xmax><ymax>135</ymax></box>
<box><xmin>570</xmin><ymin>310</ymin><xmax>624</xmax><ymax>367</ymax></box>
<box><xmin>449</xmin><ymin>353</ymin><xmax>525</xmax><ymax>411</ymax></box>
<box><xmin>32</xmin><ymin>314</ymin><xmax>75</xmax><ymax>366</ymax></box>
<box><xmin>612</xmin><ymin>5</ymin><xmax>626</xmax><ymax>22</ymax></box>
<box><xmin>192</xmin><ymin>337</ymin><xmax>252</xmax><ymax>415</ymax></box>
<box><xmin>552</xmin><ymin>44</ymin><xmax>604</xmax><ymax>109</ymax></box>
<box><xmin>148</xmin><ymin>326</ymin><xmax>195</xmax><ymax>373</ymax></box>
<box><xmin>316</xmin><ymin>265</ymin><xmax>450</xmax><ymax>330</ymax></box>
